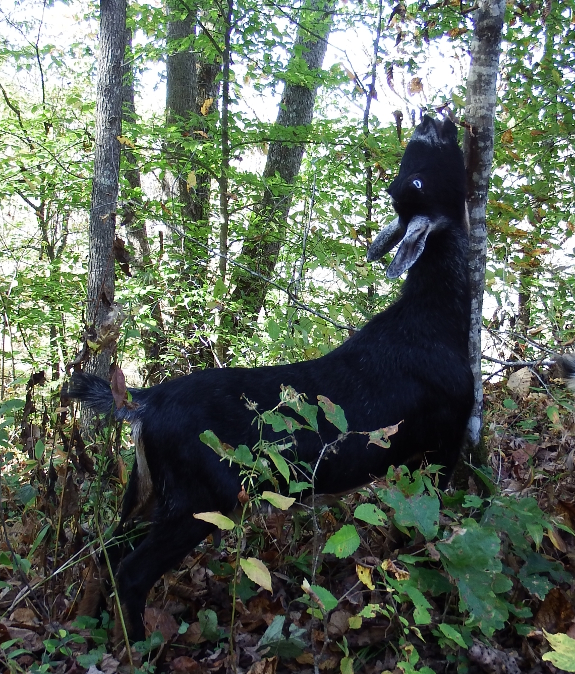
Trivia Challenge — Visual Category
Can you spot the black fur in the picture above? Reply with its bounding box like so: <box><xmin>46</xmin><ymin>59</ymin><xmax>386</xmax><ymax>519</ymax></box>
<box><xmin>556</xmin><ymin>354</ymin><xmax>575</xmax><ymax>390</ymax></box>
<box><xmin>69</xmin><ymin>115</ymin><xmax>474</xmax><ymax>641</ymax></box>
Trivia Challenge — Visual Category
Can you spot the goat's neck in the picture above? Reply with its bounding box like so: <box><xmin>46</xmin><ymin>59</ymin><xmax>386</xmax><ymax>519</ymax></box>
<box><xmin>399</xmin><ymin>226</ymin><xmax>470</xmax><ymax>339</ymax></box>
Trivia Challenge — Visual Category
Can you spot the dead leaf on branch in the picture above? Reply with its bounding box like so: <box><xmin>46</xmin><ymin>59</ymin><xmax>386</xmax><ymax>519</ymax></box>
<box><xmin>407</xmin><ymin>77</ymin><xmax>423</xmax><ymax>95</ymax></box>
<box><xmin>507</xmin><ymin>367</ymin><xmax>532</xmax><ymax>398</ymax></box>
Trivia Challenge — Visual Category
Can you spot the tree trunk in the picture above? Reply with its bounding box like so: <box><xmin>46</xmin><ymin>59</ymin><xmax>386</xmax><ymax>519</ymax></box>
<box><xmin>461</xmin><ymin>0</ymin><xmax>506</xmax><ymax>480</ymax></box>
<box><xmin>230</xmin><ymin>0</ymin><xmax>336</xmax><ymax>317</ymax></box>
<box><xmin>122</xmin><ymin>26</ymin><xmax>167</xmax><ymax>384</ymax></box>
<box><xmin>164</xmin><ymin>0</ymin><xmax>203</xmax><ymax>233</ymax></box>
<box><xmin>85</xmin><ymin>0</ymin><xmax>127</xmax><ymax>380</ymax></box>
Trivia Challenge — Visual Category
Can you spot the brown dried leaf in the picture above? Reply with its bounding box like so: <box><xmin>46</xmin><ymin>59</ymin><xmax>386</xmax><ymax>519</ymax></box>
<box><xmin>535</xmin><ymin>587</ymin><xmax>575</xmax><ymax>632</ymax></box>
<box><xmin>183</xmin><ymin>621</ymin><xmax>206</xmax><ymax>645</ymax></box>
<box><xmin>9</xmin><ymin>608</ymin><xmax>38</xmax><ymax>627</ymax></box>
<box><xmin>101</xmin><ymin>653</ymin><xmax>121</xmax><ymax>674</ymax></box>
<box><xmin>247</xmin><ymin>657</ymin><xmax>278</xmax><ymax>674</ymax></box>
<box><xmin>407</xmin><ymin>77</ymin><xmax>423</xmax><ymax>95</ymax></box>
<box><xmin>507</xmin><ymin>367</ymin><xmax>532</xmax><ymax>397</ymax></box>
<box><xmin>327</xmin><ymin>610</ymin><xmax>351</xmax><ymax>638</ymax></box>
<box><xmin>144</xmin><ymin>606</ymin><xmax>179</xmax><ymax>641</ymax></box>
<box><xmin>171</xmin><ymin>655</ymin><xmax>202</xmax><ymax>672</ymax></box>
<box><xmin>110</xmin><ymin>365</ymin><xmax>128</xmax><ymax>410</ymax></box>
<box><xmin>6</xmin><ymin>627</ymin><xmax>44</xmax><ymax>652</ymax></box>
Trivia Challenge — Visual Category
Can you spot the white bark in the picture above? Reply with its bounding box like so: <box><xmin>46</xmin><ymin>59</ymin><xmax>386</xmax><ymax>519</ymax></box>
<box><xmin>463</xmin><ymin>0</ymin><xmax>506</xmax><ymax>451</ymax></box>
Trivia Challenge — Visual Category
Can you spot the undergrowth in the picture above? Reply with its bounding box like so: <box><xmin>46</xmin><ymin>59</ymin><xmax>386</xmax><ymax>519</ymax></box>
<box><xmin>0</xmin><ymin>372</ymin><xmax>575</xmax><ymax>673</ymax></box>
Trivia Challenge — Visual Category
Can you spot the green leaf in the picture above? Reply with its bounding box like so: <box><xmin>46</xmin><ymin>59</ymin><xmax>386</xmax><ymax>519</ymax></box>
<box><xmin>261</xmin><ymin>491</ymin><xmax>295</xmax><ymax>510</ymax></box>
<box><xmin>240</xmin><ymin>557</ymin><xmax>272</xmax><ymax>592</ymax></box>
<box><xmin>0</xmin><ymin>399</ymin><xmax>25</xmax><ymax>416</ymax></box>
<box><xmin>341</xmin><ymin>656</ymin><xmax>354</xmax><ymax>674</ymax></box>
<box><xmin>267</xmin><ymin>447</ymin><xmax>290</xmax><ymax>483</ymax></box>
<box><xmin>199</xmin><ymin>431</ymin><xmax>233</xmax><ymax>459</ymax></box>
<box><xmin>34</xmin><ymin>439</ymin><xmax>45</xmax><ymax>461</ymax></box>
<box><xmin>285</xmin><ymin>397</ymin><xmax>319</xmax><ymax>432</ymax></box>
<box><xmin>323</xmin><ymin>524</ymin><xmax>360</xmax><ymax>558</ymax></box>
<box><xmin>354</xmin><ymin>503</ymin><xmax>387</xmax><ymax>525</ymax></box>
<box><xmin>267</xmin><ymin>319</ymin><xmax>281</xmax><ymax>341</ymax></box>
<box><xmin>193</xmin><ymin>511</ymin><xmax>235</xmax><ymax>530</ymax></box>
<box><xmin>257</xmin><ymin>615</ymin><xmax>306</xmax><ymax>658</ymax></box>
<box><xmin>543</xmin><ymin>630</ymin><xmax>575</xmax><ymax>671</ymax></box>
<box><xmin>401</xmin><ymin>583</ymin><xmax>432</xmax><ymax>625</ymax></box>
<box><xmin>317</xmin><ymin>395</ymin><xmax>348</xmax><ymax>433</ymax></box>
<box><xmin>436</xmin><ymin>519</ymin><xmax>508</xmax><ymax>635</ymax></box>
<box><xmin>234</xmin><ymin>445</ymin><xmax>254</xmax><ymax>466</ymax></box>
<box><xmin>262</xmin><ymin>411</ymin><xmax>302</xmax><ymax>434</ymax></box>
<box><xmin>28</xmin><ymin>523</ymin><xmax>50</xmax><ymax>558</ymax></box>
<box><xmin>380</xmin><ymin>488</ymin><xmax>439</xmax><ymax>540</ymax></box>
<box><xmin>289</xmin><ymin>481</ymin><xmax>312</xmax><ymax>494</ymax></box>
<box><xmin>198</xmin><ymin>609</ymin><xmax>219</xmax><ymax>642</ymax></box>
<box><xmin>301</xmin><ymin>581</ymin><xmax>338</xmax><ymax>612</ymax></box>
<box><xmin>437</xmin><ymin>623</ymin><xmax>468</xmax><ymax>648</ymax></box>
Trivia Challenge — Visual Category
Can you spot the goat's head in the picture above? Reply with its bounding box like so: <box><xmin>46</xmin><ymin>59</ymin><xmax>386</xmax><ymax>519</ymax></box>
<box><xmin>368</xmin><ymin>115</ymin><xmax>466</xmax><ymax>278</ymax></box>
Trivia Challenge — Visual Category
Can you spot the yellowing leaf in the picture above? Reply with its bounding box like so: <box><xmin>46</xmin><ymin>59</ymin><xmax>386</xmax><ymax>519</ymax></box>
<box><xmin>194</xmin><ymin>130</ymin><xmax>209</xmax><ymax>138</ymax></box>
<box><xmin>356</xmin><ymin>564</ymin><xmax>375</xmax><ymax>590</ymax></box>
<box><xmin>193</xmin><ymin>511</ymin><xmax>235</xmax><ymax>530</ymax></box>
<box><xmin>201</xmin><ymin>97</ymin><xmax>214</xmax><ymax>115</ymax></box>
<box><xmin>543</xmin><ymin>630</ymin><xmax>575</xmax><ymax>671</ymax></box>
<box><xmin>381</xmin><ymin>559</ymin><xmax>409</xmax><ymax>580</ymax></box>
<box><xmin>187</xmin><ymin>171</ymin><xmax>197</xmax><ymax>191</ymax></box>
<box><xmin>261</xmin><ymin>491</ymin><xmax>296</xmax><ymax>510</ymax></box>
<box><xmin>240</xmin><ymin>557</ymin><xmax>272</xmax><ymax>591</ymax></box>
<box><xmin>348</xmin><ymin>615</ymin><xmax>362</xmax><ymax>629</ymax></box>
<box><xmin>341</xmin><ymin>656</ymin><xmax>354</xmax><ymax>674</ymax></box>
<box><xmin>548</xmin><ymin>526</ymin><xmax>567</xmax><ymax>552</ymax></box>
<box><xmin>117</xmin><ymin>135</ymin><xmax>136</xmax><ymax>148</ymax></box>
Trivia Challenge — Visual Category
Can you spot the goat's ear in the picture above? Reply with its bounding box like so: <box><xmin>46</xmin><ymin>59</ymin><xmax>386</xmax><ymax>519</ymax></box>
<box><xmin>441</xmin><ymin>117</ymin><xmax>458</xmax><ymax>142</ymax></box>
<box><xmin>367</xmin><ymin>218</ymin><xmax>404</xmax><ymax>262</ymax></box>
<box><xmin>386</xmin><ymin>215</ymin><xmax>433</xmax><ymax>279</ymax></box>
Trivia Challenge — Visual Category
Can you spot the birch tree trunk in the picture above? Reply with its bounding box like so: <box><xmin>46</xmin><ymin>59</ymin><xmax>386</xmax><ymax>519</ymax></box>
<box><xmin>461</xmin><ymin>0</ymin><xmax>506</xmax><ymax>475</ymax></box>
<box><xmin>230</xmin><ymin>0</ymin><xmax>336</xmax><ymax>316</ymax></box>
<box><xmin>86</xmin><ymin>0</ymin><xmax>126</xmax><ymax>380</ymax></box>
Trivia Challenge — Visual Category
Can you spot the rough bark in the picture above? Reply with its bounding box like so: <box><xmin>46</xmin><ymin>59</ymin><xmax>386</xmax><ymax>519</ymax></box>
<box><xmin>122</xmin><ymin>27</ymin><xmax>167</xmax><ymax>384</ymax></box>
<box><xmin>121</xmin><ymin>27</ymin><xmax>150</xmax><ymax>266</ymax></box>
<box><xmin>230</xmin><ymin>0</ymin><xmax>336</xmax><ymax>316</ymax></box>
<box><xmin>461</xmin><ymin>0</ymin><xmax>505</xmax><ymax>474</ymax></box>
<box><xmin>163</xmin><ymin>0</ymin><xmax>207</xmax><ymax>233</ymax></box>
<box><xmin>86</xmin><ymin>0</ymin><xmax>127</xmax><ymax>380</ymax></box>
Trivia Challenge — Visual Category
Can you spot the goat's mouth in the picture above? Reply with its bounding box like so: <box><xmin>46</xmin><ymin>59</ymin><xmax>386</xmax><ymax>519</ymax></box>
<box><xmin>367</xmin><ymin>213</ymin><xmax>437</xmax><ymax>278</ymax></box>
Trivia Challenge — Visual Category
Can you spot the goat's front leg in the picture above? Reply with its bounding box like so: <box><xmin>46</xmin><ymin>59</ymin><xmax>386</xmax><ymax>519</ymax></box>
<box><xmin>114</xmin><ymin>518</ymin><xmax>215</xmax><ymax>643</ymax></box>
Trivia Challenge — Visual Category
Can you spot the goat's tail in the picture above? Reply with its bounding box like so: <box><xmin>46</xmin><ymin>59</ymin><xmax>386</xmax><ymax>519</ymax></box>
<box><xmin>556</xmin><ymin>354</ymin><xmax>575</xmax><ymax>391</ymax></box>
<box><xmin>67</xmin><ymin>372</ymin><xmax>143</xmax><ymax>422</ymax></box>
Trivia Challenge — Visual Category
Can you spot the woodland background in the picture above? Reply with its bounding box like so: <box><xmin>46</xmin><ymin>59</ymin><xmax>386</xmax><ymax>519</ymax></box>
<box><xmin>2</xmin><ymin>0</ymin><xmax>575</xmax><ymax>672</ymax></box>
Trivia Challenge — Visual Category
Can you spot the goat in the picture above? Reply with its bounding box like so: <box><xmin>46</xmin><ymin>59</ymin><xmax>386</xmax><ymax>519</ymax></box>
<box><xmin>557</xmin><ymin>354</ymin><xmax>575</xmax><ymax>390</ymax></box>
<box><xmin>68</xmin><ymin>115</ymin><xmax>474</xmax><ymax>642</ymax></box>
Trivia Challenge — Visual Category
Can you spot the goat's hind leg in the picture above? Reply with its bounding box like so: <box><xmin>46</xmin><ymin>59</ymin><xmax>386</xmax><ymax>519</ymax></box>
<box><xmin>77</xmin><ymin>520</ymin><xmax>148</xmax><ymax>621</ymax></box>
<box><xmin>114</xmin><ymin>517</ymin><xmax>215</xmax><ymax>643</ymax></box>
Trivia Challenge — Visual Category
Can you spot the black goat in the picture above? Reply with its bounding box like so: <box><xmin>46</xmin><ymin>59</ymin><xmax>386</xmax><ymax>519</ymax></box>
<box><xmin>68</xmin><ymin>115</ymin><xmax>473</xmax><ymax>641</ymax></box>
<box><xmin>557</xmin><ymin>354</ymin><xmax>575</xmax><ymax>389</ymax></box>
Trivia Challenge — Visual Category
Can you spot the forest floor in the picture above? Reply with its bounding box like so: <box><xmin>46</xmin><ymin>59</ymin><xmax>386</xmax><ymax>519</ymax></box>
<box><xmin>1</xmin><ymin>367</ymin><xmax>575</xmax><ymax>674</ymax></box>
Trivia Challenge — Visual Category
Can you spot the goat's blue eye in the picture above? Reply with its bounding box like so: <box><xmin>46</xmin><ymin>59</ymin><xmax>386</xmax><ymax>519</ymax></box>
<box><xmin>412</xmin><ymin>179</ymin><xmax>423</xmax><ymax>189</ymax></box>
